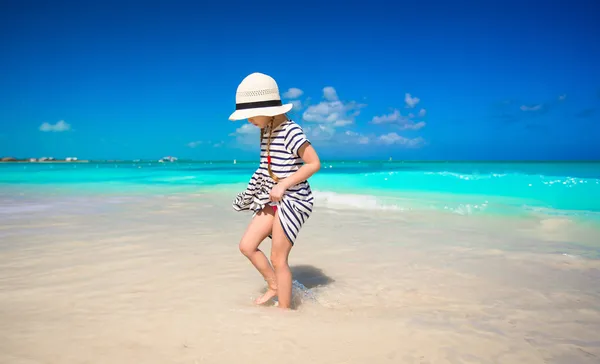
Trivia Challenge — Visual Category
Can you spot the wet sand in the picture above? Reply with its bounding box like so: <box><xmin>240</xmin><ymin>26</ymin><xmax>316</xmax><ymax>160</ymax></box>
<box><xmin>1</xmin><ymin>191</ymin><xmax>599</xmax><ymax>363</ymax></box>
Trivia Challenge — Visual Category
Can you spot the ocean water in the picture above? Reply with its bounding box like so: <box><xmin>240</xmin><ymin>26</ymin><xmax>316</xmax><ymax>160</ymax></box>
<box><xmin>2</xmin><ymin>160</ymin><xmax>600</xmax><ymax>364</ymax></box>
<box><xmin>1</xmin><ymin>160</ymin><xmax>599</xmax><ymax>223</ymax></box>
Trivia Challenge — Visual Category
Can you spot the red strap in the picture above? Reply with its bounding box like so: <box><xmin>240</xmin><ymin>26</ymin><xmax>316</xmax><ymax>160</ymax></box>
<box><xmin>267</xmin><ymin>155</ymin><xmax>271</xmax><ymax>164</ymax></box>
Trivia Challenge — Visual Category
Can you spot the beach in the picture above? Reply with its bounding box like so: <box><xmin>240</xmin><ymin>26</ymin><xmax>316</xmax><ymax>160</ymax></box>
<box><xmin>1</xmin><ymin>162</ymin><xmax>599</xmax><ymax>363</ymax></box>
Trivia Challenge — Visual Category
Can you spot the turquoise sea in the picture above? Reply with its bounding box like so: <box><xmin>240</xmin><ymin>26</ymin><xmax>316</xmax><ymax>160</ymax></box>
<box><xmin>1</xmin><ymin>160</ymin><xmax>599</xmax><ymax>223</ymax></box>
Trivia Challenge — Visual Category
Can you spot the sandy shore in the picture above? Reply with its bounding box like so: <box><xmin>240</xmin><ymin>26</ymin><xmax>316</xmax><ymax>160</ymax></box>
<box><xmin>1</xmin><ymin>190</ymin><xmax>599</xmax><ymax>363</ymax></box>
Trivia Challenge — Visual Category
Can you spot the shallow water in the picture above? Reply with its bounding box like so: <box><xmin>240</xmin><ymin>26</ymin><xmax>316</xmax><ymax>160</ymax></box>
<box><xmin>1</xmin><ymin>162</ymin><xmax>599</xmax><ymax>363</ymax></box>
<box><xmin>0</xmin><ymin>191</ymin><xmax>599</xmax><ymax>363</ymax></box>
<box><xmin>2</xmin><ymin>161</ymin><xmax>600</xmax><ymax>220</ymax></box>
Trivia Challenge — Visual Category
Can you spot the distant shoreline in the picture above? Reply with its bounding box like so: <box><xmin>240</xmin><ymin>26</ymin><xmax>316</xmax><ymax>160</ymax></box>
<box><xmin>0</xmin><ymin>160</ymin><xmax>90</xmax><ymax>163</ymax></box>
<box><xmin>1</xmin><ymin>159</ymin><xmax>599</xmax><ymax>164</ymax></box>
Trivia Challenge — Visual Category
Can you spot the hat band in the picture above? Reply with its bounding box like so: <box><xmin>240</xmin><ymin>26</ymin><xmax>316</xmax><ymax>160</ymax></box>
<box><xmin>235</xmin><ymin>99</ymin><xmax>282</xmax><ymax>110</ymax></box>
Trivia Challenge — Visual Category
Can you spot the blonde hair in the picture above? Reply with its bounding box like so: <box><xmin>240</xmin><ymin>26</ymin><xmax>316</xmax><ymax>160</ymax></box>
<box><xmin>260</xmin><ymin>114</ymin><xmax>289</xmax><ymax>182</ymax></box>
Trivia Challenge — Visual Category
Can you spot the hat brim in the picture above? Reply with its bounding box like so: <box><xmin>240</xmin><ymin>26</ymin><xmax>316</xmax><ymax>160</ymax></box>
<box><xmin>228</xmin><ymin>103</ymin><xmax>294</xmax><ymax>121</ymax></box>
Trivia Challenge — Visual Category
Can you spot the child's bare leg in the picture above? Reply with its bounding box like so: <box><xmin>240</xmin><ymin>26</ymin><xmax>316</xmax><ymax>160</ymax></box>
<box><xmin>239</xmin><ymin>207</ymin><xmax>278</xmax><ymax>304</ymax></box>
<box><xmin>270</xmin><ymin>211</ymin><xmax>294</xmax><ymax>309</ymax></box>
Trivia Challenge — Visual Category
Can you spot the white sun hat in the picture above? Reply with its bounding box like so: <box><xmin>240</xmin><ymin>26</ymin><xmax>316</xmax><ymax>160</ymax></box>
<box><xmin>228</xmin><ymin>72</ymin><xmax>293</xmax><ymax>121</ymax></box>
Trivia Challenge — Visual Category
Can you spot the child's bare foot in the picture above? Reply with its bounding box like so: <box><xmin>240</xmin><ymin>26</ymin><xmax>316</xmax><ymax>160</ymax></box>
<box><xmin>255</xmin><ymin>288</ymin><xmax>277</xmax><ymax>305</ymax></box>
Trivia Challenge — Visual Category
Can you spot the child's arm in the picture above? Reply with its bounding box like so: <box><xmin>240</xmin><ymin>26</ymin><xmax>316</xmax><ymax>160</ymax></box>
<box><xmin>269</xmin><ymin>142</ymin><xmax>320</xmax><ymax>202</ymax></box>
<box><xmin>279</xmin><ymin>142</ymin><xmax>321</xmax><ymax>190</ymax></box>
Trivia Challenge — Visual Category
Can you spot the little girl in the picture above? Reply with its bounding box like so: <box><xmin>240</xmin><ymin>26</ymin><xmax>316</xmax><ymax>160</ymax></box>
<box><xmin>229</xmin><ymin>72</ymin><xmax>321</xmax><ymax>309</ymax></box>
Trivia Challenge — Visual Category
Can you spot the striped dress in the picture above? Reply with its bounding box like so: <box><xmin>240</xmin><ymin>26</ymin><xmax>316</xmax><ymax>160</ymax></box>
<box><xmin>232</xmin><ymin>119</ymin><xmax>314</xmax><ymax>245</ymax></box>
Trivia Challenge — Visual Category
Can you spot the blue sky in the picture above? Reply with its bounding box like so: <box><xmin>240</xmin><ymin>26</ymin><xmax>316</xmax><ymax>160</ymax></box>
<box><xmin>1</xmin><ymin>0</ymin><xmax>599</xmax><ymax>161</ymax></box>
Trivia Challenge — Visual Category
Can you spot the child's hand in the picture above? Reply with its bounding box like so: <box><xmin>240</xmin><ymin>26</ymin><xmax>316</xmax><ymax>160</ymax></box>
<box><xmin>269</xmin><ymin>181</ymin><xmax>287</xmax><ymax>202</ymax></box>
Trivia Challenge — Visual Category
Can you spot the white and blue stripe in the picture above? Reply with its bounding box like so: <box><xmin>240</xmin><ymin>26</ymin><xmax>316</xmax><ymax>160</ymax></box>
<box><xmin>232</xmin><ymin>120</ymin><xmax>313</xmax><ymax>245</ymax></box>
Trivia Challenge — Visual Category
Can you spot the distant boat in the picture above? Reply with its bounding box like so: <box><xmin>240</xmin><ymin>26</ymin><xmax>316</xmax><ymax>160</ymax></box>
<box><xmin>233</xmin><ymin>159</ymin><xmax>237</xmax><ymax>164</ymax></box>
<box><xmin>159</xmin><ymin>156</ymin><xmax>178</xmax><ymax>162</ymax></box>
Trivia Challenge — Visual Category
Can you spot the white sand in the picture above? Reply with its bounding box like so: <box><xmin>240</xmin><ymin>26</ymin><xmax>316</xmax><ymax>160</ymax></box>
<box><xmin>1</xmin><ymin>191</ymin><xmax>599</xmax><ymax>363</ymax></box>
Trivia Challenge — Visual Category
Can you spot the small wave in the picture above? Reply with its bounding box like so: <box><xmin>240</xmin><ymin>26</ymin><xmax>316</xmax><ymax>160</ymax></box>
<box><xmin>313</xmin><ymin>191</ymin><xmax>406</xmax><ymax>211</ymax></box>
<box><xmin>560</xmin><ymin>253</ymin><xmax>583</xmax><ymax>259</ymax></box>
<box><xmin>311</xmin><ymin>190</ymin><xmax>599</xmax><ymax>219</ymax></box>
<box><xmin>0</xmin><ymin>203</ymin><xmax>52</xmax><ymax>214</ymax></box>
<box><xmin>154</xmin><ymin>176</ymin><xmax>197</xmax><ymax>182</ymax></box>
<box><xmin>423</xmin><ymin>171</ymin><xmax>508</xmax><ymax>180</ymax></box>
<box><xmin>444</xmin><ymin>203</ymin><xmax>489</xmax><ymax>216</ymax></box>
<box><xmin>314</xmin><ymin>190</ymin><xmax>489</xmax><ymax>215</ymax></box>
<box><xmin>363</xmin><ymin>170</ymin><xmax>599</xmax><ymax>186</ymax></box>
<box><xmin>539</xmin><ymin>176</ymin><xmax>592</xmax><ymax>187</ymax></box>
<box><xmin>363</xmin><ymin>170</ymin><xmax>508</xmax><ymax>179</ymax></box>
<box><xmin>523</xmin><ymin>205</ymin><xmax>600</xmax><ymax>219</ymax></box>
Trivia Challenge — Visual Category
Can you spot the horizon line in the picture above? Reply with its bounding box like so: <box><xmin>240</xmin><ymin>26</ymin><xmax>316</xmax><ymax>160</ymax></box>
<box><xmin>2</xmin><ymin>158</ymin><xmax>600</xmax><ymax>164</ymax></box>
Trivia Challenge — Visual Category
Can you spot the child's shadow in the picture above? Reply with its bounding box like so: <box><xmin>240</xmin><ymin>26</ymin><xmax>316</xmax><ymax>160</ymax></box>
<box><xmin>256</xmin><ymin>265</ymin><xmax>335</xmax><ymax>308</ymax></box>
<box><xmin>290</xmin><ymin>264</ymin><xmax>335</xmax><ymax>288</ymax></box>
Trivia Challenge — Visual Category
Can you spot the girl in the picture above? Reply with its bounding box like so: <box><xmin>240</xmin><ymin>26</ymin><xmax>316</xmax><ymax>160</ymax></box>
<box><xmin>229</xmin><ymin>72</ymin><xmax>321</xmax><ymax>309</ymax></box>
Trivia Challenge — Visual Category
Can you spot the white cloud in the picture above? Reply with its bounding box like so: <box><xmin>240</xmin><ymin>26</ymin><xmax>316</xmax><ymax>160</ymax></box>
<box><xmin>520</xmin><ymin>104</ymin><xmax>542</xmax><ymax>111</ymax></box>
<box><xmin>187</xmin><ymin>140</ymin><xmax>225</xmax><ymax>148</ymax></box>
<box><xmin>337</xmin><ymin>130</ymin><xmax>424</xmax><ymax>147</ymax></box>
<box><xmin>302</xmin><ymin>87</ymin><xmax>365</xmax><ymax>127</ymax></box>
<box><xmin>403</xmin><ymin>121</ymin><xmax>426</xmax><ymax>130</ymax></box>
<box><xmin>418</xmin><ymin>108</ymin><xmax>427</xmax><ymax>117</ymax></box>
<box><xmin>404</xmin><ymin>93</ymin><xmax>420</xmax><ymax>108</ymax></box>
<box><xmin>378</xmin><ymin>133</ymin><xmax>424</xmax><ymax>147</ymax></box>
<box><xmin>230</xmin><ymin>123</ymin><xmax>258</xmax><ymax>136</ymax></box>
<box><xmin>303</xmin><ymin>127</ymin><xmax>367</xmax><ymax>145</ymax></box>
<box><xmin>343</xmin><ymin>130</ymin><xmax>370</xmax><ymax>144</ymax></box>
<box><xmin>303</xmin><ymin>125</ymin><xmax>367</xmax><ymax>144</ymax></box>
<box><xmin>323</xmin><ymin>86</ymin><xmax>338</xmax><ymax>101</ymax></box>
<box><xmin>333</xmin><ymin>119</ymin><xmax>353</xmax><ymax>127</ymax></box>
<box><xmin>305</xmin><ymin>126</ymin><xmax>370</xmax><ymax>145</ymax></box>
<box><xmin>558</xmin><ymin>94</ymin><xmax>567</xmax><ymax>101</ymax></box>
<box><xmin>229</xmin><ymin>123</ymin><xmax>260</xmax><ymax>145</ymax></box>
<box><xmin>284</xmin><ymin>90</ymin><xmax>310</xmax><ymax>112</ymax></box>
<box><xmin>283</xmin><ymin>87</ymin><xmax>303</xmax><ymax>99</ymax></box>
<box><xmin>187</xmin><ymin>141</ymin><xmax>203</xmax><ymax>148</ymax></box>
<box><xmin>371</xmin><ymin>109</ymin><xmax>402</xmax><ymax>124</ymax></box>
<box><xmin>39</xmin><ymin>120</ymin><xmax>71</xmax><ymax>132</ymax></box>
<box><xmin>370</xmin><ymin>109</ymin><xmax>425</xmax><ymax>130</ymax></box>
<box><xmin>290</xmin><ymin>100</ymin><xmax>302</xmax><ymax>111</ymax></box>
<box><xmin>303</xmin><ymin>124</ymin><xmax>336</xmax><ymax>142</ymax></box>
